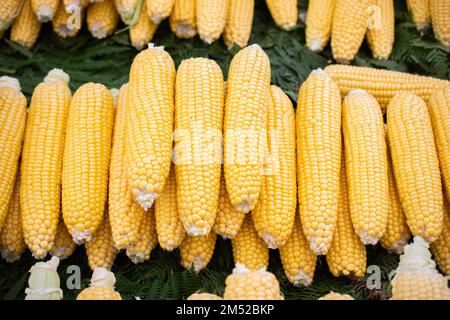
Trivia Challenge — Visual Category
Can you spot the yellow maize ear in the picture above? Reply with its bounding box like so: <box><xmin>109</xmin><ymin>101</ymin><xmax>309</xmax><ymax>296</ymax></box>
<box><xmin>224</xmin><ymin>264</ymin><xmax>284</xmax><ymax>300</ymax></box>
<box><xmin>326</xmin><ymin>156</ymin><xmax>367</xmax><ymax>277</ymax></box>
<box><xmin>87</xmin><ymin>0</ymin><xmax>119</xmax><ymax>39</ymax></box>
<box><xmin>224</xmin><ymin>44</ymin><xmax>271</xmax><ymax>214</ymax></box>
<box><xmin>0</xmin><ymin>0</ymin><xmax>22</xmax><ymax>31</ymax></box>
<box><xmin>429</xmin><ymin>88</ymin><xmax>450</xmax><ymax>202</ymax></box>
<box><xmin>49</xmin><ymin>220</ymin><xmax>76</xmax><ymax>260</ymax></box>
<box><xmin>391</xmin><ymin>236</ymin><xmax>450</xmax><ymax>300</ymax></box>
<box><xmin>11</xmin><ymin>0</ymin><xmax>41</xmax><ymax>48</ymax></box>
<box><xmin>279</xmin><ymin>215</ymin><xmax>317</xmax><ymax>287</ymax></box>
<box><xmin>85</xmin><ymin>213</ymin><xmax>118</xmax><ymax>270</ymax></box>
<box><xmin>324</xmin><ymin>64</ymin><xmax>450</xmax><ymax>110</ymax></box>
<box><xmin>62</xmin><ymin>83</ymin><xmax>114</xmax><ymax>244</ymax></box>
<box><xmin>223</xmin><ymin>0</ymin><xmax>254</xmax><ymax>49</ymax></box>
<box><xmin>265</xmin><ymin>0</ymin><xmax>297</xmax><ymax>31</ymax></box>
<box><xmin>109</xmin><ymin>84</ymin><xmax>144</xmax><ymax>250</ymax></box>
<box><xmin>0</xmin><ymin>77</ymin><xmax>27</xmax><ymax>231</ymax></box>
<box><xmin>187</xmin><ymin>292</ymin><xmax>222</xmax><ymax>300</ymax></box>
<box><xmin>407</xmin><ymin>0</ymin><xmax>430</xmax><ymax>31</ymax></box>
<box><xmin>21</xmin><ymin>69</ymin><xmax>71</xmax><ymax>259</ymax></box>
<box><xmin>319</xmin><ymin>292</ymin><xmax>354</xmax><ymax>300</ymax></box>
<box><xmin>343</xmin><ymin>89</ymin><xmax>388</xmax><ymax>245</ymax></box>
<box><xmin>114</xmin><ymin>0</ymin><xmax>138</xmax><ymax>24</ymax></box>
<box><xmin>305</xmin><ymin>0</ymin><xmax>335</xmax><ymax>52</ymax></box>
<box><xmin>430</xmin><ymin>196</ymin><xmax>450</xmax><ymax>275</ymax></box>
<box><xmin>146</xmin><ymin>0</ymin><xmax>174</xmax><ymax>23</ymax></box>
<box><xmin>387</xmin><ymin>93</ymin><xmax>444</xmax><ymax>243</ymax></box>
<box><xmin>126</xmin><ymin>208</ymin><xmax>158</xmax><ymax>263</ymax></box>
<box><xmin>380</xmin><ymin>125</ymin><xmax>411</xmax><ymax>254</ymax></box>
<box><xmin>232</xmin><ymin>215</ymin><xmax>268</xmax><ymax>271</ymax></box>
<box><xmin>126</xmin><ymin>45</ymin><xmax>176</xmax><ymax>210</ymax></box>
<box><xmin>213</xmin><ymin>173</ymin><xmax>246</xmax><ymax>239</ymax></box>
<box><xmin>331</xmin><ymin>0</ymin><xmax>370</xmax><ymax>63</ymax></box>
<box><xmin>1</xmin><ymin>172</ymin><xmax>26</xmax><ymax>263</ymax></box>
<box><xmin>130</xmin><ymin>2</ymin><xmax>158</xmax><ymax>50</ymax></box>
<box><xmin>170</xmin><ymin>0</ymin><xmax>196</xmax><ymax>39</ymax></box>
<box><xmin>180</xmin><ymin>231</ymin><xmax>216</xmax><ymax>272</ymax></box>
<box><xmin>31</xmin><ymin>0</ymin><xmax>59</xmax><ymax>22</ymax></box>
<box><xmin>196</xmin><ymin>0</ymin><xmax>227</xmax><ymax>44</ymax></box>
<box><xmin>174</xmin><ymin>57</ymin><xmax>224</xmax><ymax>236</ymax></box>
<box><xmin>296</xmin><ymin>69</ymin><xmax>342</xmax><ymax>255</ymax></box>
<box><xmin>77</xmin><ymin>268</ymin><xmax>122</xmax><ymax>300</ymax></box>
<box><xmin>53</xmin><ymin>0</ymin><xmax>84</xmax><ymax>38</ymax></box>
<box><xmin>366</xmin><ymin>0</ymin><xmax>395</xmax><ymax>60</ymax></box>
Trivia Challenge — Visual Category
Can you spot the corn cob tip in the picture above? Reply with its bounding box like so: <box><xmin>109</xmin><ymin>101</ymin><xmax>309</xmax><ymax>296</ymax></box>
<box><xmin>309</xmin><ymin>68</ymin><xmax>329</xmax><ymax>78</ymax></box>
<box><xmin>50</xmin><ymin>246</ymin><xmax>72</xmax><ymax>260</ymax></box>
<box><xmin>126</xmin><ymin>251</ymin><xmax>146</xmax><ymax>264</ymax></box>
<box><xmin>292</xmin><ymin>272</ymin><xmax>313</xmax><ymax>287</ymax></box>
<box><xmin>110</xmin><ymin>88</ymin><xmax>120</xmax><ymax>103</ymax></box>
<box><xmin>135</xmin><ymin>190</ymin><xmax>157</xmax><ymax>210</ymax></box>
<box><xmin>347</xmin><ymin>89</ymin><xmax>368</xmax><ymax>96</ymax></box>
<box><xmin>1</xmin><ymin>249</ymin><xmax>22</xmax><ymax>263</ymax></box>
<box><xmin>0</xmin><ymin>76</ymin><xmax>21</xmax><ymax>92</ymax></box>
<box><xmin>90</xmin><ymin>267</ymin><xmax>116</xmax><ymax>287</ymax></box>
<box><xmin>72</xmin><ymin>230</ymin><xmax>93</xmax><ymax>245</ymax></box>
<box><xmin>385</xmin><ymin>239</ymin><xmax>409</xmax><ymax>255</ymax></box>
<box><xmin>185</xmin><ymin>225</ymin><xmax>208</xmax><ymax>237</ymax></box>
<box><xmin>358</xmin><ymin>232</ymin><xmax>379</xmax><ymax>246</ymax></box>
<box><xmin>308</xmin><ymin>38</ymin><xmax>324</xmax><ymax>52</ymax></box>
<box><xmin>235</xmin><ymin>201</ymin><xmax>251</xmax><ymax>214</ymax></box>
<box><xmin>31</xmin><ymin>249</ymin><xmax>49</xmax><ymax>260</ymax></box>
<box><xmin>36</xmin><ymin>5</ymin><xmax>55</xmax><ymax>22</ymax></box>
<box><xmin>299</xmin><ymin>10</ymin><xmax>307</xmax><ymax>23</ymax></box>
<box><xmin>148</xmin><ymin>43</ymin><xmax>165</xmax><ymax>51</ymax></box>
<box><xmin>90</xmin><ymin>23</ymin><xmax>110</xmax><ymax>39</ymax></box>
<box><xmin>188</xmin><ymin>257</ymin><xmax>208</xmax><ymax>273</ymax></box>
<box><xmin>309</xmin><ymin>238</ymin><xmax>328</xmax><ymax>256</ymax></box>
<box><xmin>44</xmin><ymin>69</ymin><xmax>70</xmax><ymax>84</ymax></box>
<box><xmin>262</xmin><ymin>233</ymin><xmax>279</xmax><ymax>249</ymax></box>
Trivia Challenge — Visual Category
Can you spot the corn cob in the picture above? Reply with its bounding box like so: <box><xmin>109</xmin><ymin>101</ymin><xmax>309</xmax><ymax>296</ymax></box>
<box><xmin>0</xmin><ymin>0</ymin><xmax>21</xmax><ymax>31</ymax></box>
<box><xmin>77</xmin><ymin>268</ymin><xmax>122</xmax><ymax>300</ymax></box>
<box><xmin>223</xmin><ymin>0</ymin><xmax>254</xmax><ymax>49</ymax></box>
<box><xmin>279</xmin><ymin>216</ymin><xmax>317</xmax><ymax>287</ymax></box>
<box><xmin>319</xmin><ymin>292</ymin><xmax>354</xmax><ymax>300</ymax></box>
<box><xmin>126</xmin><ymin>209</ymin><xmax>158</xmax><ymax>263</ymax></box>
<box><xmin>187</xmin><ymin>293</ymin><xmax>223</xmax><ymax>300</ymax></box>
<box><xmin>31</xmin><ymin>0</ymin><xmax>59</xmax><ymax>22</ymax></box>
<box><xmin>366</xmin><ymin>0</ymin><xmax>395</xmax><ymax>60</ymax></box>
<box><xmin>126</xmin><ymin>45</ymin><xmax>176</xmax><ymax>210</ymax></box>
<box><xmin>49</xmin><ymin>220</ymin><xmax>76</xmax><ymax>260</ymax></box>
<box><xmin>195</xmin><ymin>0</ymin><xmax>226</xmax><ymax>44</ymax></box>
<box><xmin>0</xmin><ymin>172</ymin><xmax>26</xmax><ymax>263</ymax></box>
<box><xmin>180</xmin><ymin>231</ymin><xmax>216</xmax><ymax>272</ymax></box>
<box><xmin>114</xmin><ymin>0</ymin><xmax>137</xmax><ymax>24</ymax></box>
<box><xmin>64</xmin><ymin>0</ymin><xmax>89</xmax><ymax>11</ymax></box>
<box><xmin>53</xmin><ymin>1</ymin><xmax>84</xmax><ymax>38</ymax></box>
<box><xmin>62</xmin><ymin>83</ymin><xmax>114</xmax><ymax>244</ymax></box>
<box><xmin>407</xmin><ymin>0</ymin><xmax>430</xmax><ymax>31</ymax></box>
<box><xmin>11</xmin><ymin>0</ymin><xmax>41</xmax><ymax>48</ymax></box>
<box><xmin>265</xmin><ymin>0</ymin><xmax>297</xmax><ymax>31</ymax></box>
<box><xmin>0</xmin><ymin>77</ymin><xmax>27</xmax><ymax>231</ymax></box>
<box><xmin>391</xmin><ymin>236</ymin><xmax>450</xmax><ymax>300</ymax></box>
<box><xmin>223</xmin><ymin>264</ymin><xmax>284</xmax><ymax>300</ymax></box>
<box><xmin>169</xmin><ymin>0</ymin><xmax>196</xmax><ymax>39</ymax></box>
<box><xmin>305</xmin><ymin>0</ymin><xmax>335</xmax><ymax>52</ymax></box>
<box><xmin>296</xmin><ymin>69</ymin><xmax>342</xmax><ymax>255</ymax></box>
<box><xmin>213</xmin><ymin>173</ymin><xmax>246</xmax><ymax>239</ymax></box>
<box><xmin>87</xmin><ymin>0</ymin><xmax>119</xmax><ymax>39</ymax></box>
<box><xmin>174</xmin><ymin>58</ymin><xmax>224</xmax><ymax>236</ymax></box>
<box><xmin>130</xmin><ymin>2</ymin><xmax>158</xmax><ymax>50</ymax></box>
<box><xmin>25</xmin><ymin>257</ymin><xmax>63</xmax><ymax>300</ymax></box>
<box><xmin>343</xmin><ymin>89</ymin><xmax>388</xmax><ymax>245</ymax></box>
<box><xmin>331</xmin><ymin>0</ymin><xmax>370</xmax><ymax>63</ymax></box>
<box><xmin>224</xmin><ymin>44</ymin><xmax>271</xmax><ymax>214</ymax></box>
<box><xmin>387</xmin><ymin>93</ymin><xmax>443</xmax><ymax>243</ymax></box>
<box><xmin>324</xmin><ymin>64</ymin><xmax>450</xmax><ymax>110</ymax></box>
<box><xmin>146</xmin><ymin>0</ymin><xmax>174</xmax><ymax>23</ymax></box>
<box><xmin>430</xmin><ymin>196</ymin><xmax>450</xmax><ymax>275</ymax></box>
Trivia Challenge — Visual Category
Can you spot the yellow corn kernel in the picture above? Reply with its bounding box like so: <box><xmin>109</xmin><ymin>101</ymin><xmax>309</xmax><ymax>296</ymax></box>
<box><xmin>343</xmin><ymin>89</ymin><xmax>388</xmax><ymax>245</ymax></box>
<box><xmin>77</xmin><ymin>268</ymin><xmax>122</xmax><ymax>300</ymax></box>
<box><xmin>114</xmin><ymin>0</ymin><xmax>137</xmax><ymax>24</ymax></box>
<box><xmin>387</xmin><ymin>93</ymin><xmax>443</xmax><ymax>243</ymax></box>
<box><xmin>180</xmin><ymin>231</ymin><xmax>216</xmax><ymax>272</ymax></box>
<box><xmin>366</xmin><ymin>0</ymin><xmax>395</xmax><ymax>60</ymax></box>
<box><xmin>331</xmin><ymin>0</ymin><xmax>370</xmax><ymax>63</ymax></box>
<box><xmin>11</xmin><ymin>0</ymin><xmax>41</xmax><ymax>48</ymax></box>
<box><xmin>170</xmin><ymin>0</ymin><xmax>196</xmax><ymax>39</ymax></box>
<box><xmin>265</xmin><ymin>0</ymin><xmax>297</xmax><ymax>31</ymax></box>
<box><xmin>0</xmin><ymin>77</ymin><xmax>27</xmax><ymax>231</ymax></box>
<box><xmin>126</xmin><ymin>208</ymin><xmax>158</xmax><ymax>263</ymax></box>
<box><xmin>430</xmin><ymin>196</ymin><xmax>450</xmax><ymax>276</ymax></box>
<box><xmin>305</xmin><ymin>0</ymin><xmax>335</xmax><ymax>52</ymax></box>
<box><xmin>224</xmin><ymin>44</ymin><xmax>271</xmax><ymax>214</ymax></box>
<box><xmin>31</xmin><ymin>0</ymin><xmax>59</xmax><ymax>22</ymax></box>
<box><xmin>62</xmin><ymin>83</ymin><xmax>114</xmax><ymax>244</ymax></box>
<box><xmin>49</xmin><ymin>220</ymin><xmax>77</xmax><ymax>260</ymax></box>
<box><xmin>324</xmin><ymin>64</ymin><xmax>450</xmax><ymax>110</ymax></box>
<box><xmin>223</xmin><ymin>0</ymin><xmax>254</xmax><ymax>49</ymax></box>
<box><xmin>187</xmin><ymin>293</ymin><xmax>222</xmax><ymax>300</ymax></box>
<box><xmin>319</xmin><ymin>292</ymin><xmax>354</xmax><ymax>300</ymax></box>
<box><xmin>296</xmin><ymin>69</ymin><xmax>342</xmax><ymax>255</ymax></box>
<box><xmin>407</xmin><ymin>0</ymin><xmax>430</xmax><ymax>31</ymax></box>
<box><xmin>126</xmin><ymin>46</ymin><xmax>176</xmax><ymax>210</ymax></box>
<box><xmin>279</xmin><ymin>216</ymin><xmax>317</xmax><ymax>287</ymax></box>
<box><xmin>196</xmin><ymin>0</ymin><xmax>226</xmax><ymax>44</ymax></box>
<box><xmin>0</xmin><ymin>0</ymin><xmax>21</xmax><ymax>31</ymax></box>
<box><xmin>53</xmin><ymin>0</ymin><xmax>84</xmax><ymax>38</ymax></box>
<box><xmin>130</xmin><ymin>2</ymin><xmax>158</xmax><ymax>50</ymax></box>
<box><xmin>146</xmin><ymin>0</ymin><xmax>174</xmax><ymax>23</ymax></box>
<box><xmin>87</xmin><ymin>0</ymin><xmax>119</xmax><ymax>39</ymax></box>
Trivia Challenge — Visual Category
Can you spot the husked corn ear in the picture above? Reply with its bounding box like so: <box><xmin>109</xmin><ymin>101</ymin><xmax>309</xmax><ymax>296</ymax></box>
<box><xmin>180</xmin><ymin>231</ymin><xmax>216</xmax><ymax>272</ymax></box>
<box><xmin>366</xmin><ymin>0</ymin><xmax>395</xmax><ymax>60</ymax></box>
<box><xmin>130</xmin><ymin>2</ymin><xmax>158</xmax><ymax>50</ymax></box>
<box><xmin>170</xmin><ymin>0</ymin><xmax>196</xmax><ymax>39</ymax></box>
<box><xmin>431</xmin><ymin>0</ymin><xmax>450</xmax><ymax>48</ymax></box>
<box><xmin>297</xmin><ymin>69</ymin><xmax>342</xmax><ymax>255</ymax></box>
<box><xmin>77</xmin><ymin>268</ymin><xmax>122</xmax><ymax>300</ymax></box>
<box><xmin>174</xmin><ymin>58</ymin><xmax>224</xmax><ymax>236</ymax></box>
<box><xmin>223</xmin><ymin>0</ymin><xmax>254</xmax><ymax>49</ymax></box>
<box><xmin>146</xmin><ymin>0</ymin><xmax>174</xmax><ymax>23</ymax></box>
<box><xmin>324</xmin><ymin>64</ymin><xmax>450</xmax><ymax>110</ymax></box>
<box><xmin>279</xmin><ymin>216</ymin><xmax>317</xmax><ymax>287</ymax></box>
<box><xmin>85</xmin><ymin>214</ymin><xmax>118</xmax><ymax>270</ymax></box>
<box><xmin>0</xmin><ymin>77</ymin><xmax>27</xmax><ymax>231</ymax></box>
<box><xmin>1</xmin><ymin>173</ymin><xmax>26</xmax><ymax>263</ymax></box>
<box><xmin>126</xmin><ymin>209</ymin><xmax>158</xmax><ymax>263</ymax></box>
<box><xmin>407</xmin><ymin>0</ymin><xmax>430</xmax><ymax>31</ymax></box>
<box><xmin>319</xmin><ymin>292</ymin><xmax>354</xmax><ymax>300</ymax></box>
<box><xmin>195</xmin><ymin>0</ymin><xmax>226</xmax><ymax>44</ymax></box>
<box><xmin>265</xmin><ymin>0</ymin><xmax>297</xmax><ymax>31</ymax></box>
<box><xmin>11</xmin><ymin>0</ymin><xmax>41</xmax><ymax>48</ymax></box>
<box><xmin>114</xmin><ymin>0</ymin><xmax>138</xmax><ymax>24</ymax></box>
<box><xmin>224</xmin><ymin>44</ymin><xmax>271</xmax><ymax>214</ymax></box>
<box><xmin>187</xmin><ymin>293</ymin><xmax>222</xmax><ymax>300</ymax></box>
<box><xmin>53</xmin><ymin>1</ymin><xmax>84</xmax><ymax>38</ymax></box>
<box><xmin>305</xmin><ymin>0</ymin><xmax>335</xmax><ymax>52</ymax></box>
<box><xmin>21</xmin><ymin>69</ymin><xmax>71</xmax><ymax>259</ymax></box>
<box><xmin>343</xmin><ymin>89</ymin><xmax>388</xmax><ymax>245</ymax></box>
<box><xmin>213</xmin><ymin>174</ymin><xmax>246</xmax><ymax>239</ymax></box>
<box><xmin>31</xmin><ymin>0</ymin><xmax>59</xmax><ymax>22</ymax></box>
<box><xmin>62</xmin><ymin>83</ymin><xmax>114</xmax><ymax>244</ymax></box>
<box><xmin>387</xmin><ymin>93</ymin><xmax>443</xmax><ymax>243</ymax></box>
<box><xmin>87</xmin><ymin>0</ymin><xmax>119</xmax><ymax>39</ymax></box>
<box><xmin>430</xmin><ymin>196</ymin><xmax>450</xmax><ymax>275</ymax></box>
<box><xmin>224</xmin><ymin>264</ymin><xmax>284</xmax><ymax>300</ymax></box>
<box><xmin>331</xmin><ymin>0</ymin><xmax>370</xmax><ymax>63</ymax></box>
<box><xmin>49</xmin><ymin>220</ymin><xmax>76</xmax><ymax>260</ymax></box>
<box><xmin>126</xmin><ymin>46</ymin><xmax>176</xmax><ymax>210</ymax></box>
<box><xmin>0</xmin><ymin>0</ymin><xmax>21</xmax><ymax>31</ymax></box>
